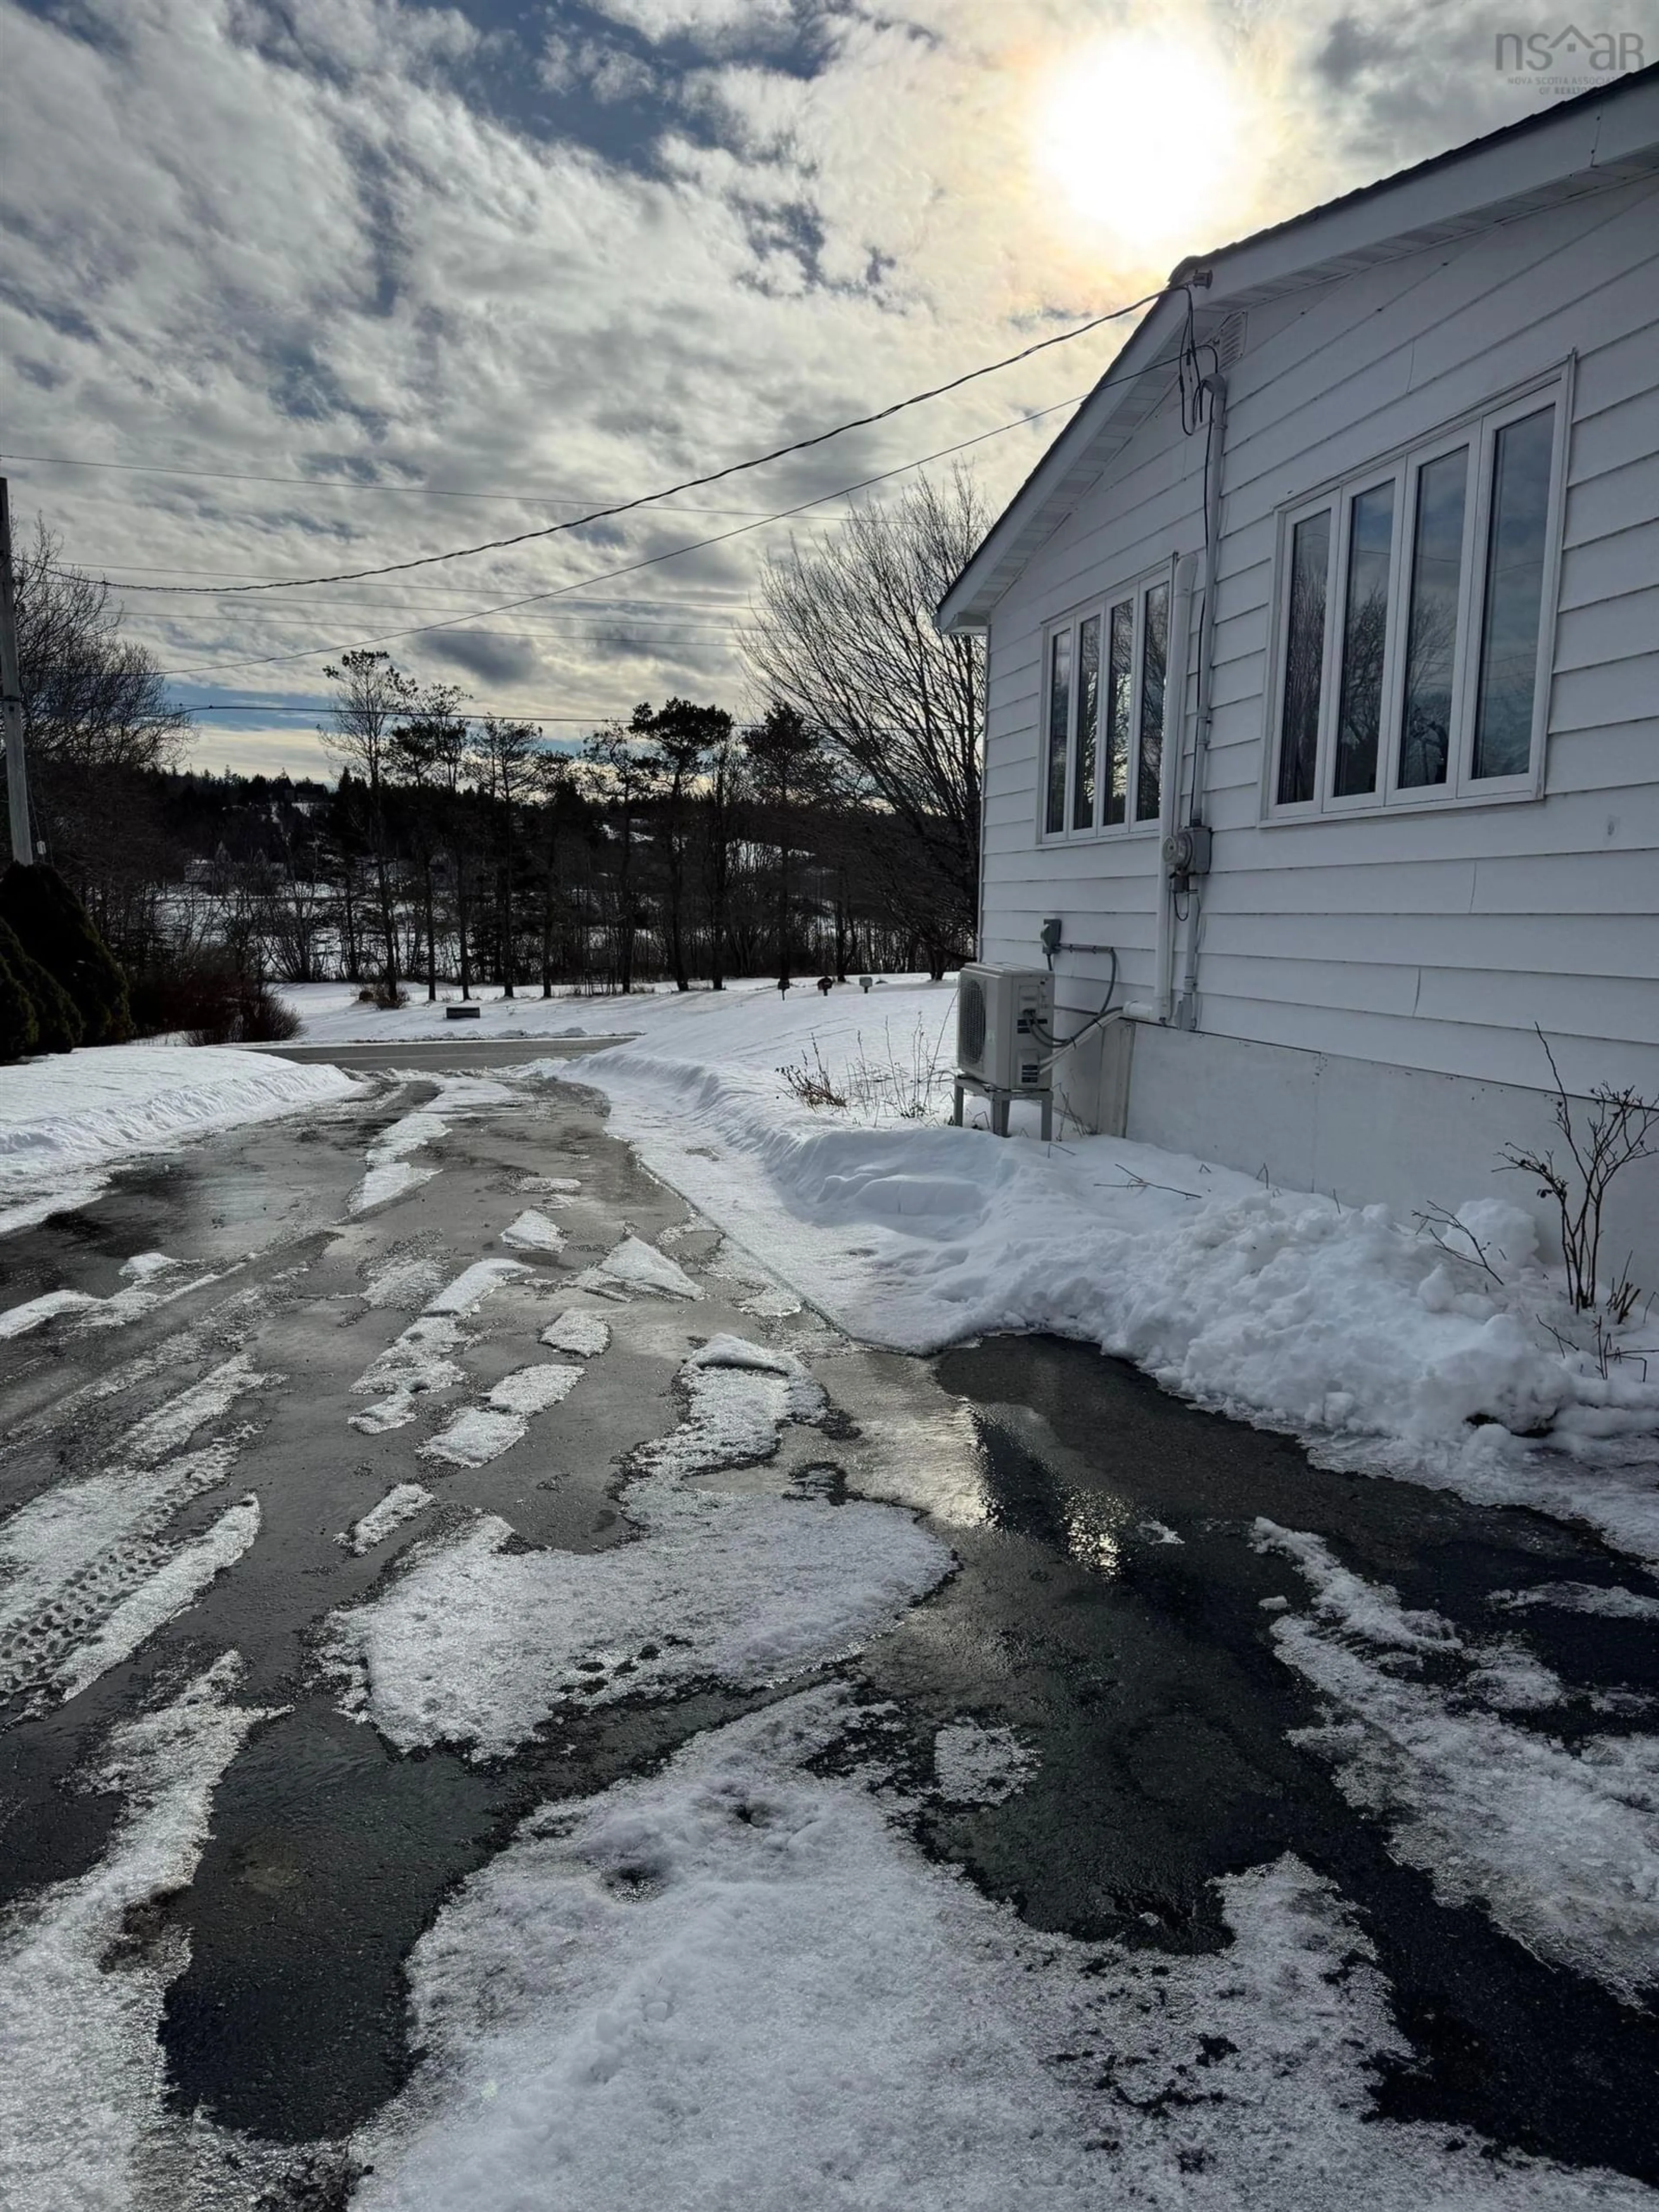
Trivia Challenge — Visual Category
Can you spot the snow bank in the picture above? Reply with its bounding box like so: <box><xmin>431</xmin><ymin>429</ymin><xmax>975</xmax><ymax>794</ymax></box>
<box><xmin>354</xmin><ymin>1689</ymin><xmax>1647</xmax><ymax>2212</ymax></box>
<box><xmin>0</xmin><ymin>1044</ymin><xmax>359</xmax><ymax>1233</ymax></box>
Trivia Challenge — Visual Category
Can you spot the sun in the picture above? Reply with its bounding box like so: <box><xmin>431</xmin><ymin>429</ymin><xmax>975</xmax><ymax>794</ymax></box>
<box><xmin>1033</xmin><ymin>32</ymin><xmax>1246</xmax><ymax>261</ymax></box>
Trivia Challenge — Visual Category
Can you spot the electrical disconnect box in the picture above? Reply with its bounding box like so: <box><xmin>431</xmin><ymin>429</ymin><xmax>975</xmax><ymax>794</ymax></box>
<box><xmin>956</xmin><ymin>964</ymin><xmax>1054</xmax><ymax>1095</ymax></box>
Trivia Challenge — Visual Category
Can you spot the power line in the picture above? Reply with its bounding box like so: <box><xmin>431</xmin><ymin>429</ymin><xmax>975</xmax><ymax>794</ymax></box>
<box><xmin>0</xmin><ymin>451</ymin><xmax>782</xmax><ymax>517</ymax></box>
<box><xmin>151</xmin><ymin>388</ymin><xmax>1090</xmax><ymax>682</ymax></box>
<box><xmin>55</xmin><ymin>565</ymin><xmax>756</xmax><ymax>609</ymax></box>
<box><xmin>149</xmin><ymin>613</ymin><xmax>759</xmax><ymax>640</ymax></box>
<box><xmin>84</xmin><ymin>287</ymin><xmax>1166</xmax><ymax>598</ymax></box>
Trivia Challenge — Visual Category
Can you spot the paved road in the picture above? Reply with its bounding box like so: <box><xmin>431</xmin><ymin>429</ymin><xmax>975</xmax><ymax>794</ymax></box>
<box><xmin>247</xmin><ymin>1034</ymin><xmax>637</xmax><ymax>1069</ymax></box>
<box><xmin>3</xmin><ymin>1053</ymin><xmax>1658</xmax><ymax>2204</ymax></box>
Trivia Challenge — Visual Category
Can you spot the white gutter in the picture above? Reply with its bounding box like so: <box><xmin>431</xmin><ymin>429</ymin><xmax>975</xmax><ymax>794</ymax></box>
<box><xmin>1155</xmin><ymin>550</ymin><xmax>1198</xmax><ymax>1024</ymax></box>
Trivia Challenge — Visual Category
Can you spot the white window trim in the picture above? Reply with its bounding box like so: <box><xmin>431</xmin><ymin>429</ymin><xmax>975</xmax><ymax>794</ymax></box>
<box><xmin>1259</xmin><ymin>362</ymin><xmax>1573</xmax><ymax>826</ymax></box>
<box><xmin>1037</xmin><ymin>563</ymin><xmax>1173</xmax><ymax>846</ymax></box>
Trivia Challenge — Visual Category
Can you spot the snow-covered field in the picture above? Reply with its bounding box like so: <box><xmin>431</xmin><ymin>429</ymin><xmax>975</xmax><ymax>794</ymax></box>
<box><xmin>0</xmin><ymin>1044</ymin><xmax>360</xmax><ymax>1235</ymax></box>
<box><xmin>293</xmin><ymin>976</ymin><xmax>1659</xmax><ymax>1565</ymax></box>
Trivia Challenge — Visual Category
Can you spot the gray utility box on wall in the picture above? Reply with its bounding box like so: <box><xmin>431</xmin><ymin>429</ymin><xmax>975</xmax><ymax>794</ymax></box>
<box><xmin>953</xmin><ymin>964</ymin><xmax>1054</xmax><ymax>1137</ymax></box>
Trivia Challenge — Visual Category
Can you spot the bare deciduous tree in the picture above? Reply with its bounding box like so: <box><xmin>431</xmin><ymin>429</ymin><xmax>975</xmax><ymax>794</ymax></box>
<box><xmin>9</xmin><ymin>522</ymin><xmax>191</xmax><ymax>917</ymax></box>
<box><xmin>746</xmin><ymin>465</ymin><xmax>986</xmax><ymax>943</ymax></box>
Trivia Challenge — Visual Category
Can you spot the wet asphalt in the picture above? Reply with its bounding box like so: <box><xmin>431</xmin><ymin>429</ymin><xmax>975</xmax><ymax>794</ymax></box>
<box><xmin>3</xmin><ymin>1053</ymin><xmax>1659</xmax><ymax>2188</ymax></box>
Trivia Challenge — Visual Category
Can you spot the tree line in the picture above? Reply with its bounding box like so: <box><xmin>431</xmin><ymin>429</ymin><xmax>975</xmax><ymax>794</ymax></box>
<box><xmin>1</xmin><ymin>469</ymin><xmax>985</xmax><ymax>1031</ymax></box>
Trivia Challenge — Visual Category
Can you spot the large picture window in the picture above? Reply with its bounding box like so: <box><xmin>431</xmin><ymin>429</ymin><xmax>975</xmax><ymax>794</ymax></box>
<box><xmin>1040</xmin><ymin>569</ymin><xmax>1174</xmax><ymax>842</ymax></box>
<box><xmin>1266</xmin><ymin>378</ymin><xmax>1566</xmax><ymax>818</ymax></box>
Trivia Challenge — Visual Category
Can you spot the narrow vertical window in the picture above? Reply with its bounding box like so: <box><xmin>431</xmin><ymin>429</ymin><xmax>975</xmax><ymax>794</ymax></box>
<box><xmin>1334</xmin><ymin>484</ymin><xmax>1394</xmax><ymax>797</ymax></box>
<box><xmin>1277</xmin><ymin>509</ymin><xmax>1330</xmax><ymax>805</ymax></box>
<box><xmin>1135</xmin><ymin>582</ymin><xmax>1169</xmax><ymax>821</ymax></box>
<box><xmin>1398</xmin><ymin>448</ymin><xmax>1468</xmax><ymax>788</ymax></box>
<box><xmin>1044</xmin><ymin>629</ymin><xmax>1072</xmax><ymax>835</ymax></box>
<box><xmin>1072</xmin><ymin>613</ymin><xmax>1101</xmax><ymax>830</ymax></box>
<box><xmin>1472</xmin><ymin>407</ymin><xmax>1554</xmax><ymax>780</ymax></box>
<box><xmin>1104</xmin><ymin>598</ymin><xmax>1133</xmax><ymax>824</ymax></box>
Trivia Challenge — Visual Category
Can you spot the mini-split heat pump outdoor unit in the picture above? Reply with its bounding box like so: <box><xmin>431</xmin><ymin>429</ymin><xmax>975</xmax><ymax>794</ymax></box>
<box><xmin>956</xmin><ymin>964</ymin><xmax>1054</xmax><ymax>1095</ymax></box>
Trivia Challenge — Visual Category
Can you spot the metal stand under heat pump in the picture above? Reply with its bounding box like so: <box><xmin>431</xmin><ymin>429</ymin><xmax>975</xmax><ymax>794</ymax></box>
<box><xmin>951</xmin><ymin>1076</ymin><xmax>1053</xmax><ymax>1142</ymax></box>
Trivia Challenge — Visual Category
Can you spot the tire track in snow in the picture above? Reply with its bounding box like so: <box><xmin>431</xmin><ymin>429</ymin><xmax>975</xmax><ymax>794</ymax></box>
<box><xmin>0</xmin><ymin>1358</ymin><xmax>269</xmax><ymax>1710</ymax></box>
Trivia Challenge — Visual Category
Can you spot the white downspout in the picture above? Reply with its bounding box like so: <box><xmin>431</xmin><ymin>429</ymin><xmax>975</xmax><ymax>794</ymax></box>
<box><xmin>1177</xmin><ymin>373</ymin><xmax>1227</xmax><ymax>1029</ymax></box>
<box><xmin>1155</xmin><ymin>551</ymin><xmax>1198</xmax><ymax>1024</ymax></box>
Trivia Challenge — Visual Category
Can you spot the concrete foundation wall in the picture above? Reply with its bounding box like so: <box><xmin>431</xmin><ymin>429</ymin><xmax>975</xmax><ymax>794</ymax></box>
<box><xmin>1058</xmin><ymin>1020</ymin><xmax>1659</xmax><ymax>1285</ymax></box>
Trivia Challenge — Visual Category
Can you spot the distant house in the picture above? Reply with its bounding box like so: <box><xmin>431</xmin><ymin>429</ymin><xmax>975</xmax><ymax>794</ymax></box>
<box><xmin>938</xmin><ymin>66</ymin><xmax>1659</xmax><ymax>1273</ymax></box>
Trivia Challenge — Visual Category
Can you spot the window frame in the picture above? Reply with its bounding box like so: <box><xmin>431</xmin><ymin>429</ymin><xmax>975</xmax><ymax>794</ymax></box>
<box><xmin>1038</xmin><ymin>564</ymin><xmax>1173</xmax><ymax>846</ymax></box>
<box><xmin>1261</xmin><ymin>365</ymin><xmax>1572</xmax><ymax>826</ymax></box>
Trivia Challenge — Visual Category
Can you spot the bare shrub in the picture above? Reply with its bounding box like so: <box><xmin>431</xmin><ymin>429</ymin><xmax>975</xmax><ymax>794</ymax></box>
<box><xmin>237</xmin><ymin>985</ymin><xmax>301</xmax><ymax>1043</ymax></box>
<box><xmin>184</xmin><ymin>977</ymin><xmax>302</xmax><ymax>1046</ymax></box>
<box><xmin>842</xmin><ymin>1015</ymin><xmax>953</xmax><ymax>1121</ymax></box>
<box><xmin>1412</xmin><ymin>1200</ymin><xmax>1504</xmax><ymax>1284</ymax></box>
<box><xmin>779</xmin><ymin>1041</ymin><xmax>847</xmax><ymax>1109</ymax></box>
<box><xmin>779</xmin><ymin>1011</ymin><xmax>954</xmax><ymax>1122</ymax></box>
<box><xmin>1500</xmin><ymin>1028</ymin><xmax>1659</xmax><ymax>1316</ymax></box>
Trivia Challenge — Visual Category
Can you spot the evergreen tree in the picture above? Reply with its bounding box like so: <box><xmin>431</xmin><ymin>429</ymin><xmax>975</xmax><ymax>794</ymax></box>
<box><xmin>0</xmin><ymin>934</ymin><xmax>39</xmax><ymax>1062</ymax></box>
<box><xmin>0</xmin><ymin>863</ymin><xmax>131</xmax><ymax>1043</ymax></box>
<box><xmin>0</xmin><ymin>917</ymin><xmax>80</xmax><ymax>1051</ymax></box>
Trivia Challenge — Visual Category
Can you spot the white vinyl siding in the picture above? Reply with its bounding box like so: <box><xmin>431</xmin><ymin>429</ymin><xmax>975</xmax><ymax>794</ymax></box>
<box><xmin>977</xmin><ymin>164</ymin><xmax>1659</xmax><ymax>1094</ymax></box>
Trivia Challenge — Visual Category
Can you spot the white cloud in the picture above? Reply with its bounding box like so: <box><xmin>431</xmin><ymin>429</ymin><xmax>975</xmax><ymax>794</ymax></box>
<box><xmin>7</xmin><ymin>0</ymin><xmax>1647</xmax><ymax>776</ymax></box>
<box><xmin>584</xmin><ymin>0</ymin><xmax>797</xmax><ymax>45</ymax></box>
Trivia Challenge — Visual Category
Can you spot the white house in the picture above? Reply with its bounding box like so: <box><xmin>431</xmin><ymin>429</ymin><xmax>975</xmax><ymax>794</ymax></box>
<box><xmin>938</xmin><ymin>66</ymin><xmax>1659</xmax><ymax>1279</ymax></box>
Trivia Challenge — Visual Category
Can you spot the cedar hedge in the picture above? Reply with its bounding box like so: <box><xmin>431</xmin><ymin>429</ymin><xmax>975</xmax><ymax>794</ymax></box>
<box><xmin>0</xmin><ymin>917</ymin><xmax>80</xmax><ymax>1052</ymax></box>
<box><xmin>0</xmin><ymin>863</ymin><xmax>131</xmax><ymax>1046</ymax></box>
<box><xmin>0</xmin><ymin>929</ymin><xmax>39</xmax><ymax>1061</ymax></box>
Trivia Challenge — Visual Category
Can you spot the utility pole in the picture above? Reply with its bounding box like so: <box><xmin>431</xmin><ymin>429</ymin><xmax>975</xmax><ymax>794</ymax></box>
<box><xmin>0</xmin><ymin>478</ymin><xmax>34</xmax><ymax>867</ymax></box>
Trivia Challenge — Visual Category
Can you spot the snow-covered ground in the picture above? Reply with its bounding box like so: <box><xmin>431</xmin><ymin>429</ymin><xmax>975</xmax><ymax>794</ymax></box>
<box><xmin>0</xmin><ymin>1043</ymin><xmax>359</xmax><ymax>1235</ymax></box>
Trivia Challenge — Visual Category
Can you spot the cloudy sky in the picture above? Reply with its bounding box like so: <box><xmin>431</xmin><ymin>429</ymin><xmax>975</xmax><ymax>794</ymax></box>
<box><xmin>3</xmin><ymin>0</ymin><xmax>1651</xmax><ymax>777</ymax></box>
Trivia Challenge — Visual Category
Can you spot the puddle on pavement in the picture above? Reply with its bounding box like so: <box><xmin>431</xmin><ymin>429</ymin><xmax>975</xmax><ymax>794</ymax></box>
<box><xmin>866</xmin><ymin>1333</ymin><xmax>1659</xmax><ymax>2184</ymax></box>
<box><xmin>0</xmin><ymin>1101</ymin><xmax>380</xmax><ymax>1304</ymax></box>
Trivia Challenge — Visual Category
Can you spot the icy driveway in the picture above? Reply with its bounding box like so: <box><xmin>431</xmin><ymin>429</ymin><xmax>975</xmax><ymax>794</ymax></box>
<box><xmin>1</xmin><ymin>1051</ymin><xmax>1658</xmax><ymax>2208</ymax></box>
